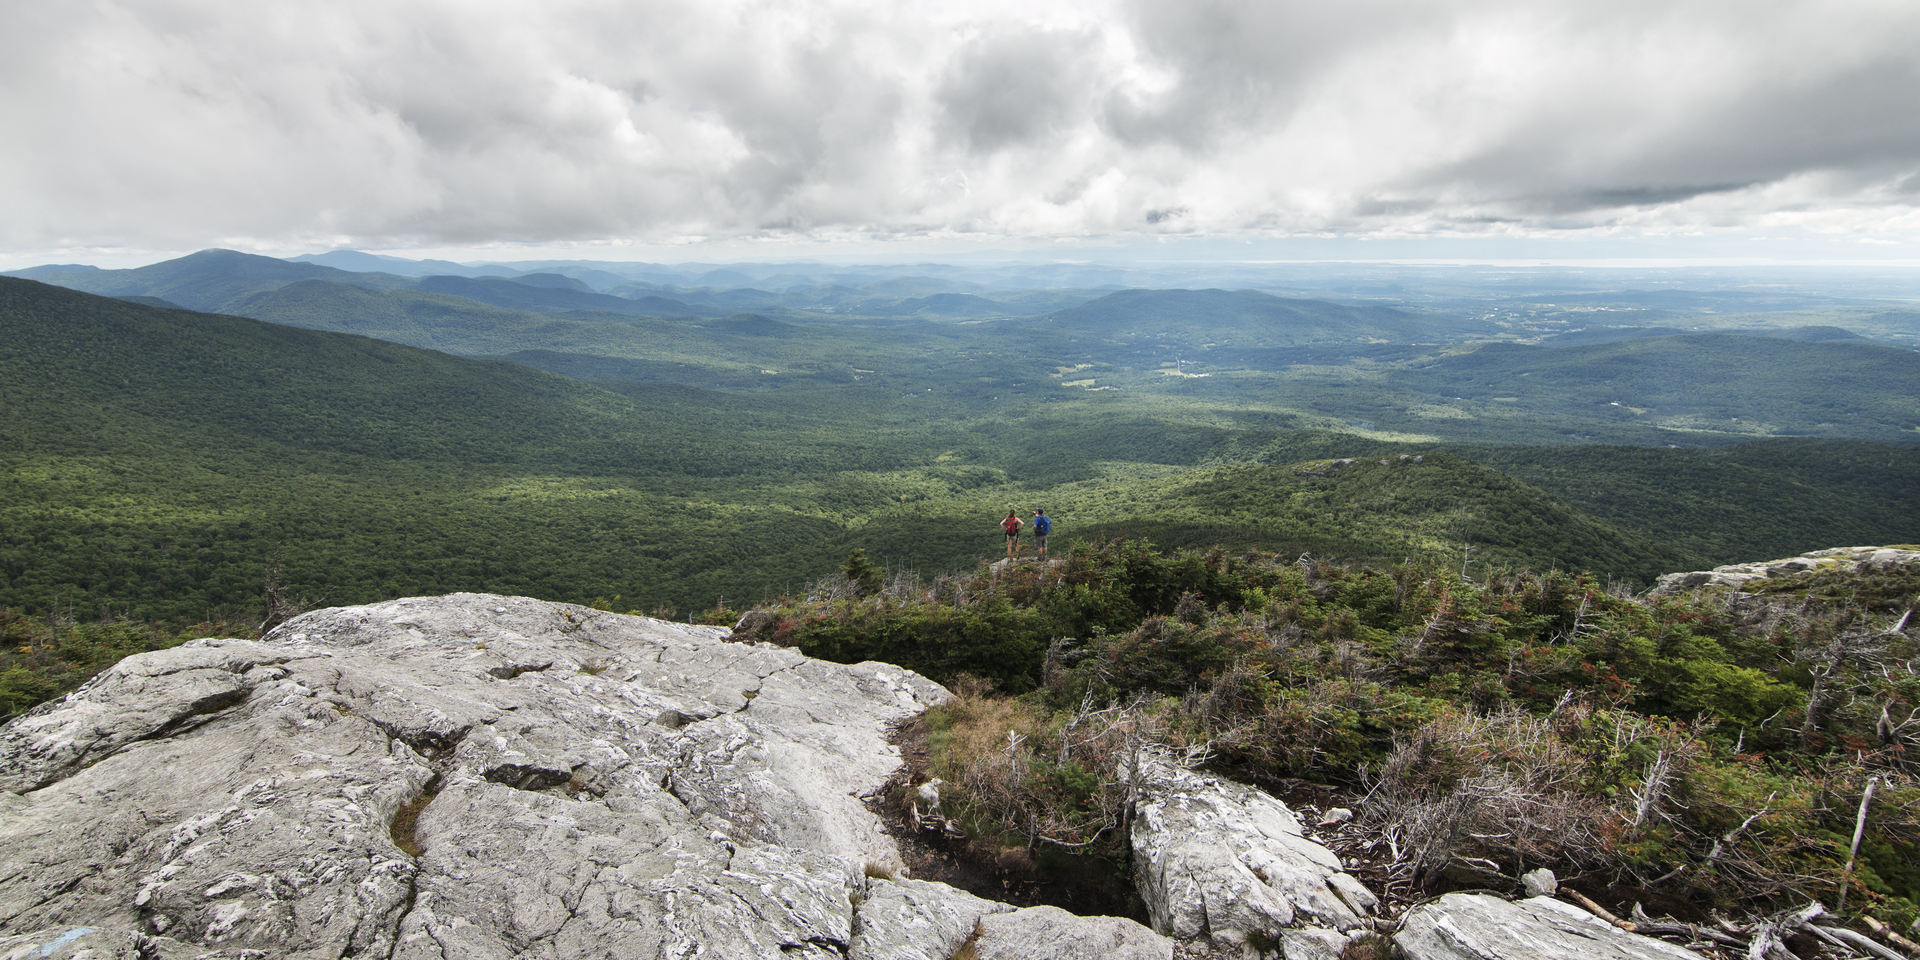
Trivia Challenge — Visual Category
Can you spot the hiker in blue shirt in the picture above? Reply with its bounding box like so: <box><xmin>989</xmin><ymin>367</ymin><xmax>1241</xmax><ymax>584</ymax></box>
<box><xmin>1031</xmin><ymin>508</ymin><xmax>1052</xmax><ymax>558</ymax></box>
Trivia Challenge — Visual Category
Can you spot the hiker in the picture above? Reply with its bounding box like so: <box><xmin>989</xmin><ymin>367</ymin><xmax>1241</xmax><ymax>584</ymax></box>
<box><xmin>1031</xmin><ymin>508</ymin><xmax>1051</xmax><ymax>558</ymax></box>
<box><xmin>1001</xmin><ymin>509</ymin><xmax>1023</xmax><ymax>559</ymax></box>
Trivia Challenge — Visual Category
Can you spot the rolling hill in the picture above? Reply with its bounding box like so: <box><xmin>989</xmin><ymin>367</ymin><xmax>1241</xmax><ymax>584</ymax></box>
<box><xmin>840</xmin><ymin>451</ymin><xmax>1694</xmax><ymax>584</ymax></box>
<box><xmin>411</xmin><ymin>274</ymin><xmax>709</xmax><ymax>316</ymax></box>
<box><xmin>7</xmin><ymin>249</ymin><xmax>413</xmax><ymax>314</ymax></box>
<box><xmin>0</xmin><ymin>278</ymin><xmax>884</xmax><ymax>618</ymax></box>
<box><xmin>4</xmin><ymin>274</ymin><xmax>1917</xmax><ymax>627</ymax></box>
<box><xmin>1397</xmin><ymin>333</ymin><xmax>1920</xmax><ymax>441</ymax></box>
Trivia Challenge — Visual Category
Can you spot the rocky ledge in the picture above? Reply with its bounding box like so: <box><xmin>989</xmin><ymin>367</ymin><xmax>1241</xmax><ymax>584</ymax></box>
<box><xmin>0</xmin><ymin>594</ymin><xmax>1180</xmax><ymax>959</ymax></box>
<box><xmin>1646</xmin><ymin>545</ymin><xmax>1919</xmax><ymax>596</ymax></box>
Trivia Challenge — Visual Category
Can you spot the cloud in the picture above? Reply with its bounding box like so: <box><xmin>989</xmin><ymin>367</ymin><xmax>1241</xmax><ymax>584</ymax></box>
<box><xmin>1</xmin><ymin>0</ymin><xmax>1917</xmax><ymax>257</ymax></box>
<box><xmin>935</xmin><ymin>27</ymin><xmax>1100</xmax><ymax>153</ymax></box>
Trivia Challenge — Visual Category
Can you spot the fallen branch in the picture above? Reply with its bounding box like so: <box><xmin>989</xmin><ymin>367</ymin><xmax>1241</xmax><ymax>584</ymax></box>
<box><xmin>1627</xmin><ymin>919</ymin><xmax>1744</xmax><ymax>949</ymax></box>
<box><xmin>1034</xmin><ymin>824</ymin><xmax>1113</xmax><ymax>850</ymax></box>
<box><xmin>1743</xmin><ymin>903</ymin><xmax>1826</xmax><ymax>960</ymax></box>
<box><xmin>1747</xmin><ymin>925</ymin><xmax>1793</xmax><ymax>960</ymax></box>
<box><xmin>1811</xmin><ymin>924</ymin><xmax>1908</xmax><ymax>960</ymax></box>
<box><xmin>1563</xmin><ymin>890</ymin><xmax>1636</xmax><ymax>931</ymax></box>
<box><xmin>1863</xmin><ymin>917</ymin><xmax>1920</xmax><ymax>958</ymax></box>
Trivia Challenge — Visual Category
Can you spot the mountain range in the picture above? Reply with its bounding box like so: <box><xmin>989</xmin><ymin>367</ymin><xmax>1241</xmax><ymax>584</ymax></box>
<box><xmin>3</xmin><ymin>270</ymin><xmax>1917</xmax><ymax>622</ymax></box>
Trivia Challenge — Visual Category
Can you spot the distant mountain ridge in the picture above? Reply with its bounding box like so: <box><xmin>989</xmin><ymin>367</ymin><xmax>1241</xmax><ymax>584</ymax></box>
<box><xmin>7</xmin><ymin>249</ymin><xmax>412</xmax><ymax>314</ymax></box>
<box><xmin>877</xmin><ymin>293</ymin><xmax>1021</xmax><ymax>317</ymax></box>
<box><xmin>1044</xmin><ymin>288</ymin><xmax>1471</xmax><ymax>345</ymax></box>
<box><xmin>1539</xmin><ymin>324</ymin><xmax>1875</xmax><ymax>347</ymax></box>
<box><xmin>1515</xmin><ymin>288</ymin><xmax>1880</xmax><ymax>311</ymax></box>
<box><xmin>288</xmin><ymin>249</ymin><xmax>486</xmax><ymax>276</ymax></box>
<box><xmin>5</xmin><ymin>249</ymin><xmax>1065</xmax><ymax>322</ymax></box>
<box><xmin>411</xmin><ymin>274</ymin><xmax>707</xmax><ymax>316</ymax></box>
<box><xmin>9</xmin><ymin>249</ymin><xmax>1920</xmax><ymax>448</ymax></box>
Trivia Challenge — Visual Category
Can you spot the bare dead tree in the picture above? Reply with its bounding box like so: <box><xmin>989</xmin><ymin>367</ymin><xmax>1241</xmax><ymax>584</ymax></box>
<box><xmin>258</xmin><ymin>544</ymin><xmax>314</xmax><ymax>635</ymax></box>
<box><xmin>1629</xmin><ymin>746</ymin><xmax>1677</xmax><ymax>835</ymax></box>
<box><xmin>1798</xmin><ymin>613</ymin><xmax>1893</xmax><ymax>752</ymax></box>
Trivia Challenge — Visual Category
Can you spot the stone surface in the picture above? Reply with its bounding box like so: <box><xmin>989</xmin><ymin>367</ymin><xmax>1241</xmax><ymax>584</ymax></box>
<box><xmin>850</xmin><ymin>878</ymin><xmax>1013</xmax><ymax>960</ymax></box>
<box><xmin>1395</xmin><ymin>893</ymin><xmax>1705</xmax><ymax>960</ymax></box>
<box><xmin>0</xmin><ymin>594</ymin><xmax>1134</xmax><ymax>959</ymax></box>
<box><xmin>1646</xmin><ymin>546</ymin><xmax>1920</xmax><ymax>597</ymax></box>
<box><xmin>972</xmin><ymin>905</ymin><xmax>1175</xmax><ymax>960</ymax></box>
<box><xmin>0</xmin><ymin>924</ymin><xmax>247</xmax><ymax>959</ymax></box>
<box><xmin>1129</xmin><ymin>754</ymin><xmax>1376</xmax><ymax>949</ymax></box>
<box><xmin>1279</xmin><ymin>927</ymin><xmax>1350</xmax><ymax>960</ymax></box>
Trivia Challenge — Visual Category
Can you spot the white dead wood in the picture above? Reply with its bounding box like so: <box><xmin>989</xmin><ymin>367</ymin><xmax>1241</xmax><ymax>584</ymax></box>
<box><xmin>1817</xmin><ymin>925</ymin><xmax>1910</xmax><ymax>960</ymax></box>
<box><xmin>1837</xmin><ymin>776</ymin><xmax>1881</xmax><ymax>914</ymax></box>
<box><xmin>1705</xmin><ymin>793</ymin><xmax>1775</xmax><ymax>868</ymax></box>
<box><xmin>1862</xmin><ymin>916</ymin><xmax>1920</xmax><ymax>957</ymax></box>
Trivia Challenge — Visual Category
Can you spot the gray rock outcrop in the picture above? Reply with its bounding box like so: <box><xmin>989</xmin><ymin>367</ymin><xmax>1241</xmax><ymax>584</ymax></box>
<box><xmin>972</xmin><ymin>905</ymin><xmax>1173</xmax><ymax>960</ymax></box>
<box><xmin>1129</xmin><ymin>754</ymin><xmax>1377</xmax><ymax>952</ymax></box>
<box><xmin>1278</xmin><ymin>927</ymin><xmax>1352</xmax><ymax>960</ymax></box>
<box><xmin>0</xmin><ymin>594</ymin><xmax>1166</xmax><ymax>959</ymax></box>
<box><xmin>1395</xmin><ymin>893</ymin><xmax>1704</xmax><ymax>960</ymax></box>
<box><xmin>849</xmin><ymin>877</ymin><xmax>1012</xmax><ymax>960</ymax></box>
<box><xmin>1646</xmin><ymin>545</ymin><xmax>1920</xmax><ymax>597</ymax></box>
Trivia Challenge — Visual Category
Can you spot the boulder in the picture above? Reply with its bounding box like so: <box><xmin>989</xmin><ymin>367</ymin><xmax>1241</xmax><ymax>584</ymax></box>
<box><xmin>851</xmin><ymin>878</ymin><xmax>1013</xmax><ymax>960</ymax></box>
<box><xmin>0</xmin><ymin>594</ymin><xmax>1163</xmax><ymax>959</ymax></box>
<box><xmin>1129</xmin><ymin>754</ymin><xmax>1377</xmax><ymax>950</ymax></box>
<box><xmin>1645</xmin><ymin>569</ymin><xmax>1761</xmax><ymax>595</ymax></box>
<box><xmin>971</xmin><ymin>905</ymin><xmax>1174</xmax><ymax>960</ymax></box>
<box><xmin>1279</xmin><ymin>927</ymin><xmax>1352</xmax><ymax>960</ymax></box>
<box><xmin>1864</xmin><ymin>548</ymin><xmax>1920</xmax><ymax>570</ymax></box>
<box><xmin>1395</xmin><ymin>893</ymin><xmax>1704</xmax><ymax>960</ymax></box>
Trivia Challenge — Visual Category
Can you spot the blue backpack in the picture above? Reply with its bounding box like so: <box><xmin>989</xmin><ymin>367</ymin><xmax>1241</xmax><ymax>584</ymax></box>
<box><xmin>1033</xmin><ymin>515</ymin><xmax>1051</xmax><ymax>536</ymax></box>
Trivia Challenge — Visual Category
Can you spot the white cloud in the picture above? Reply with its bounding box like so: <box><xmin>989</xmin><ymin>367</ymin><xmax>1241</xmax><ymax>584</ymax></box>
<box><xmin>2</xmin><ymin>0</ymin><xmax>1917</xmax><ymax>260</ymax></box>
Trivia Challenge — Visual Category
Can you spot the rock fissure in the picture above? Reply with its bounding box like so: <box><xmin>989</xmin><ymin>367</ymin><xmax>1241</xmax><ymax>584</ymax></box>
<box><xmin>128</xmin><ymin>688</ymin><xmax>254</xmax><ymax>745</ymax></box>
<box><xmin>388</xmin><ymin>773</ymin><xmax>443</xmax><ymax>859</ymax></box>
<box><xmin>17</xmin><ymin>874</ymin><xmax>88</xmax><ymax>917</ymax></box>
<box><xmin>366</xmin><ymin>720</ymin><xmax>473</xmax><ymax>763</ymax></box>
<box><xmin>481</xmin><ymin>762</ymin><xmax>572</xmax><ymax>792</ymax></box>
<box><xmin>788</xmin><ymin>934</ymin><xmax>851</xmax><ymax>957</ymax></box>
<box><xmin>370</xmin><ymin>868</ymin><xmax>423</xmax><ymax>960</ymax></box>
<box><xmin>486</xmin><ymin>662</ymin><xmax>553</xmax><ymax>681</ymax></box>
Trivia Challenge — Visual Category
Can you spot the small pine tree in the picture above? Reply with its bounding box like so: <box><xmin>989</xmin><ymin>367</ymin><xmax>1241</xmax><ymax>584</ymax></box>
<box><xmin>842</xmin><ymin>548</ymin><xmax>884</xmax><ymax>598</ymax></box>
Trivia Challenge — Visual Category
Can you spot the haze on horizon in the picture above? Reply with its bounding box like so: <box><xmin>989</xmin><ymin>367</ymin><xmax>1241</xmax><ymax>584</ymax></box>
<box><xmin>4</xmin><ymin>0</ymin><xmax>1920</xmax><ymax>270</ymax></box>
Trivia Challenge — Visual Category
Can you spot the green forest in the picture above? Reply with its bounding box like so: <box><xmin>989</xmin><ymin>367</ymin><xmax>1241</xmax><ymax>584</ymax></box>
<box><xmin>4</xmin><ymin>275</ymin><xmax>1918</xmax><ymax>631</ymax></box>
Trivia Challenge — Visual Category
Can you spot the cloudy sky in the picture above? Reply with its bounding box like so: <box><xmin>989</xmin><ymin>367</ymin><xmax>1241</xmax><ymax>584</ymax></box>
<box><xmin>5</xmin><ymin>0</ymin><xmax>1920</xmax><ymax>267</ymax></box>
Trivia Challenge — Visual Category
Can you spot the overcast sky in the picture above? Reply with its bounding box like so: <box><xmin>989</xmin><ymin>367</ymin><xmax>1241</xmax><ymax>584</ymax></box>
<box><xmin>5</xmin><ymin>0</ymin><xmax>1920</xmax><ymax>267</ymax></box>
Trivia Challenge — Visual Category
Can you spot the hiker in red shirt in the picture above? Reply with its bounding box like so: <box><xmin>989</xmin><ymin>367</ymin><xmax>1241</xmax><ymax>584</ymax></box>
<box><xmin>1001</xmin><ymin>509</ymin><xmax>1023</xmax><ymax>559</ymax></box>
